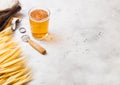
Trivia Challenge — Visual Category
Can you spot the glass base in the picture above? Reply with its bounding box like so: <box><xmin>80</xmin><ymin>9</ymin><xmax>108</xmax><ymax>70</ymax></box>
<box><xmin>32</xmin><ymin>33</ymin><xmax>48</xmax><ymax>39</ymax></box>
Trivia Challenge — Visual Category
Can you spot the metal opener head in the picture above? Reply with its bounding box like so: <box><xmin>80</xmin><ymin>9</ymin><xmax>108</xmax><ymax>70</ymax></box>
<box><xmin>21</xmin><ymin>35</ymin><xmax>30</xmax><ymax>42</ymax></box>
<box><xmin>11</xmin><ymin>18</ymin><xmax>22</xmax><ymax>31</ymax></box>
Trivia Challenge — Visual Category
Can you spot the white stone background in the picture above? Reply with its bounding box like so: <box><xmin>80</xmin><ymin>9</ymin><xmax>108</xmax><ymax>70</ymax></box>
<box><xmin>14</xmin><ymin>0</ymin><xmax>120</xmax><ymax>85</ymax></box>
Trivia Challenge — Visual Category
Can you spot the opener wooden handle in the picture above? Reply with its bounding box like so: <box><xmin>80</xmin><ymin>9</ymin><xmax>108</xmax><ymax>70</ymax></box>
<box><xmin>28</xmin><ymin>39</ymin><xmax>46</xmax><ymax>55</ymax></box>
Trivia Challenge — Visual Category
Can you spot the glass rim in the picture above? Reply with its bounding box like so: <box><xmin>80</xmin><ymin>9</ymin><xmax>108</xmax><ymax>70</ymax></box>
<box><xmin>28</xmin><ymin>7</ymin><xmax>50</xmax><ymax>22</ymax></box>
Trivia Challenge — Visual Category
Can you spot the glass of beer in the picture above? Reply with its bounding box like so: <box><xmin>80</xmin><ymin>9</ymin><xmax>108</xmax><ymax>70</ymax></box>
<box><xmin>29</xmin><ymin>7</ymin><xmax>50</xmax><ymax>39</ymax></box>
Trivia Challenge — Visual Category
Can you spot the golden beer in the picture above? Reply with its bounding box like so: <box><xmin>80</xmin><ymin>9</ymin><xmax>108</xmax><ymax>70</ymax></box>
<box><xmin>29</xmin><ymin>8</ymin><xmax>50</xmax><ymax>39</ymax></box>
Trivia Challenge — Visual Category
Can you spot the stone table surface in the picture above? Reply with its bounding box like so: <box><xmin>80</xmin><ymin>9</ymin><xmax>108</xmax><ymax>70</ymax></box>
<box><xmin>15</xmin><ymin>0</ymin><xmax>120</xmax><ymax>85</ymax></box>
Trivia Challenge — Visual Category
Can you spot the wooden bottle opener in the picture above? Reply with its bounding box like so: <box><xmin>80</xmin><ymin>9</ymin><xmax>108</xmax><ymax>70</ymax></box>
<box><xmin>21</xmin><ymin>35</ymin><xmax>46</xmax><ymax>55</ymax></box>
